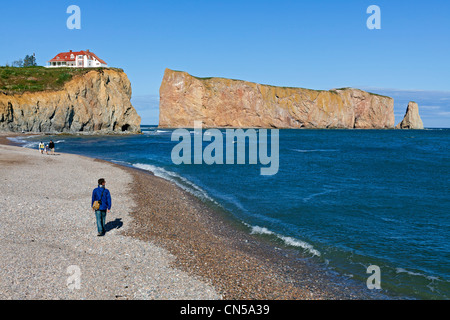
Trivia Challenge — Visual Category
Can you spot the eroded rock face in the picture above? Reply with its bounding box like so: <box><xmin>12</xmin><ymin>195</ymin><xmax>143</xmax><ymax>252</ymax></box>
<box><xmin>396</xmin><ymin>101</ymin><xmax>424</xmax><ymax>129</ymax></box>
<box><xmin>0</xmin><ymin>69</ymin><xmax>141</xmax><ymax>133</ymax></box>
<box><xmin>159</xmin><ymin>69</ymin><xmax>395</xmax><ymax>129</ymax></box>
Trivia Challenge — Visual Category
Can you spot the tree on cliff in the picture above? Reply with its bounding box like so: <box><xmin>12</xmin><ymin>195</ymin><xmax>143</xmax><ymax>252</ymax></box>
<box><xmin>23</xmin><ymin>54</ymin><xmax>37</xmax><ymax>67</ymax></box>
<box><xmin>8</xmin><ymin>54</ymin><xmax>37</xmax><ymax>68</ymax></box>
<box><xmin>12</xmin><ymin>59</ymin><xmax>24</xmax><ymax>67</ymax></box>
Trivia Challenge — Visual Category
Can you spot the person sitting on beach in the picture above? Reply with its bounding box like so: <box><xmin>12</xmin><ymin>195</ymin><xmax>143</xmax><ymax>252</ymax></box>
<box><xmin>48</xmin><ymin>140</ymin><xmax>55</xmax><ymax>155</ymax></box>
<box><xmin>39</xmin><ymin>142</ymin><xmax>44</xmax><ymax>154</ymax></box>
<box><xmin>91</xmin><ymin>178</ymin><xmax>112</xmax><ymax>237</ymax></box>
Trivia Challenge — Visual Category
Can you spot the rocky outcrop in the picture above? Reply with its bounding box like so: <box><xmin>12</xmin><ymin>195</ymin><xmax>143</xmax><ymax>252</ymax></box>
<box><xmin>0</xmin><ymin>69</ymin><xmax>141</xmax><ymax>133</ymax></box>
<box><xmin>159</xmin><ymin>69</ymin><xmax>395</xmax><ymax>129</ymax></box>
<box><xmin>396</xmin><ymin>101</ymin><xmax>424</xmax><ymax>129</ymax></box>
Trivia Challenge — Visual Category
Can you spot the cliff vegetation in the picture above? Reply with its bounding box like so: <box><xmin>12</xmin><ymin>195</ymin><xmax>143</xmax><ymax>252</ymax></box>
<box><xmin>0</xmin><ymin>66</ymin><xmax>123</xmax><ymax>94</ymax></box>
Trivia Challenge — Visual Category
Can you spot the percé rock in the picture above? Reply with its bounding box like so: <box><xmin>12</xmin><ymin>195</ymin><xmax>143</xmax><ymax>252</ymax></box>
<box><xmin>159</xmin><ymin>69</ymin><xmax>395</xmax><ymax>129</ymax></box>
<box><xmin>396</xmin><ymin>101</ymin><xmax>424</xmax><ymax>129</ymax></box>
<box><xmin>0</xmin><ymin>69</ymin><xmax>141</xmax><ymax>133</ymax></box>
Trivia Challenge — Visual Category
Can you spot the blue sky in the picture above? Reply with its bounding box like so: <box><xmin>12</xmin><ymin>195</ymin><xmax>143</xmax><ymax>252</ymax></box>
<box><xmin>0</xmin><ymin>0</ymin><xmax>449</xmax><ymax>126</ymax></box>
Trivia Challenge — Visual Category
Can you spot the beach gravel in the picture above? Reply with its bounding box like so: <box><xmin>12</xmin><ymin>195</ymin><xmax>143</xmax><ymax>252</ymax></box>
<box><xmin>0</xmin><ymin>144</ymin><xmax>220</xmax><ymax>299</ymax></box>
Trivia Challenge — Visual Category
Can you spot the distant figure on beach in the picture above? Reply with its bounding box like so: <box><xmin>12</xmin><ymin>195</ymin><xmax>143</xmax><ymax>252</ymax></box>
<box><xmin>91</xmin><ymin>178</ymin><xmax>112</xmax><ymax>237</ymax></box>
<box><xmin>39</xmin><ymin>142</ymin><xmax>44</xmax><ymax>154</ymax></box>
<box><xmin>45</xmin><ymin>144</ymin><xmax>49</xmax><ymax>155</ymax></box>
<box><xmin>48</xmin><ymin>140</ymin><xmax>55</xmax><ymax>155</ymax></box>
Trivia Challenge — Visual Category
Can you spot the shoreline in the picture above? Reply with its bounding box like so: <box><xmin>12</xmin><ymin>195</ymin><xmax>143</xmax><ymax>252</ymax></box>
<box><xmin>121</xmin><ymin>163</ymin><xmax>390</xmax><ymax>299</ymax></box>
<box><xmin>0</xmin><ymin>133</ymin><xmax>383</xmax><ymax>299</ymax></box>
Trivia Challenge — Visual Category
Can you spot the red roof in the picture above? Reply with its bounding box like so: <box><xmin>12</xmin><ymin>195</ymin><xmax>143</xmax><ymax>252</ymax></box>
<box><xmin>48</xmin><ymin>50</ymin><xmax>107</xmax><ymax>65</ymax></box>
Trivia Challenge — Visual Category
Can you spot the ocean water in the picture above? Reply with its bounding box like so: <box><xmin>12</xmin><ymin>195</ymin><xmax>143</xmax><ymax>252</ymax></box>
<box><xmin>11</xmin><ymin>126</ymin><xmax>450</xmax><ymax>299</ymax></box>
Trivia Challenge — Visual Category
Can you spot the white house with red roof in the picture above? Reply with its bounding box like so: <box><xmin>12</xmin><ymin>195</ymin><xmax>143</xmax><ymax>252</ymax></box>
<box><xmin>46</xmin><ymin>50</ymin><xmax>108</xmax><ymax>68</ymax></box>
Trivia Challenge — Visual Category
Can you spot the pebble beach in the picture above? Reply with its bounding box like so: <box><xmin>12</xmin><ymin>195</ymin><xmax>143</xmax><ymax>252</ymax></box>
<box><xmin>0</xmin><ymin>135</ymin><xmax>365</xmax><ymax>300</ymax></box>
<box><xmin>0</xmin><ymin>141</ymin><xmax>219</xmax><ymax>299</ymax></box>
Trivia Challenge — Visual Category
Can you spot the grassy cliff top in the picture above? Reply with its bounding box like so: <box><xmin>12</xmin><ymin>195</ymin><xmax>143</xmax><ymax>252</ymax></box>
<box><xmin>167</xmin><ymin>69</ymin><xmax>392</xmax><ymax>99</ymax></box>
<box><xmin>0</xmin><ymin>66</ymin><xmax>123</xmax><ymax>95</ymax></box>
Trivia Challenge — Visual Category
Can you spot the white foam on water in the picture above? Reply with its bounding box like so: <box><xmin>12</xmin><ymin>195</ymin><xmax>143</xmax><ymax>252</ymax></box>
<box><xmin>111</xmin><ymin>159</ymin><xmax>131</xmax><ymax>165</ymax></box>
<box><xmin>249</xmin><ymin>225</ymin><xmax>321</xmax><ymax>257</ymax></box>
<box><xmin>132</xmin><ymin>163</ymin><xmax>219</xmax><ymax>205</ymax></box>
<box><xmin>7</xmin><ymin>136</ymin><xmax>40</xmax><ymax>149</ymax></box>
<box><xmin>250</xmin><ymin>226</ymin><xmax>274</xmax><ymax>236</ymax></box>
<box><xmin>144</xmin><ymin>129</ymin><xmax>171</xmax><ymax>135</ymax></box>
<box><xmin>302</xmin><ymin>188</ymin><xmax>339</xmax><ymax>203</ymax></box>
<box><xmin>292</xmin><ymin>149</ymin><xmax>339</xmax><ymax>153</ymax></box>
<box><xmin>279</xmin><ymin>236</ymin><xmax>321</xmax><ymax>257</ymax></box>
<box><xmin>395</xmin><ymin>267</ymin><xmax>442</xmax><ymax>282</ymax></box>
<box><xmin>395</xmin><ymin>267</ymin><xmax>448</xmax><ymax>296</ymax></box>
<box><xmin>24</xmin><ymin>141</ymin><xmax>40</xmax><ymax>148</ymax></box>
<box><xmin>380</xmin><ymin>217</ymin><xmax>401</xmax><ymax>223</ymax></box>
<box><xmin>6</xmin><ymin>136</ymin><xmax>28</xmax><ymax>144</ymax></box>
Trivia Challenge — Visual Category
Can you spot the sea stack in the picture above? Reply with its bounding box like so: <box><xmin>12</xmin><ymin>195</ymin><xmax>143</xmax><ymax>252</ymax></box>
<box><xmin>159</xmin><ymin>69</ymin><xmax>395</xmax><ymax>129</ymax></box>
<box><xmin>396</xmin><ymin>101</ymin><xmax>424</xmax><ymax>129</ymax></box>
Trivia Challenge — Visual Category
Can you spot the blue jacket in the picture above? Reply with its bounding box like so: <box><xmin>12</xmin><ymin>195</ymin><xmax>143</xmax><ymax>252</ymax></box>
<box><xmin>91</xmin><ymin>186</ymin><xmax>111</xmax><ymax>211</ymax></box>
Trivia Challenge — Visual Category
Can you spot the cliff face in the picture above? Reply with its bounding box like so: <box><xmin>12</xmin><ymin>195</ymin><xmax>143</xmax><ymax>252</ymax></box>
<box><xmin>159</xmin><ymin>69</ymin><xmax>395</xmax><ymax>129</ymax></box>
<box><xmin>396</xmin><ymin>101</ymin><xmax>424</xmax><ymax>129</ymax></box>
<box><xmin>0</xmin><ymin>69</ymin><xmax>141</xmax><ymax>133</ymax></box>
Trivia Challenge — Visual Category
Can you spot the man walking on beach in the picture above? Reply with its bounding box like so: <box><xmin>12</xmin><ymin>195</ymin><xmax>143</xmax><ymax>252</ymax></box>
<box><xmin>91</xmin><ymin>178</ymin><xmax>111</xmax><ymax>236</ymax></box>
<box><xmin>48</xmin><ymin>140</ymin><xmax>55</xmax><ymax>155</ymax></box>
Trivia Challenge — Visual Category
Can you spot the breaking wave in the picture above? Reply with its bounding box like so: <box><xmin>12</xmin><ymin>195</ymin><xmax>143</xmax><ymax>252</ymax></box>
<box><xmin>132</xmin><ymin>163</ymin><xmax>219</xmax><ymax>205</ymax></box>
<box><xmin>249</xmin><ymin>225</ymin><xmax>321</xmax><ymax>257</ymax></box>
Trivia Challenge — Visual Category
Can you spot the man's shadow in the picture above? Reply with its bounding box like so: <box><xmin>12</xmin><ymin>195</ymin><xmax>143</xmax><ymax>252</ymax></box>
<box><xmin>105</xmin><ymin>218</ymin><xmax>123</xmax><ymax>233</ymax></box>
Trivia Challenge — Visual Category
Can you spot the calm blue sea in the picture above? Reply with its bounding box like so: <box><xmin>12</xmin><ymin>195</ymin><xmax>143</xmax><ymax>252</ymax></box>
<box><xmin>11</xmin><ymin>127</ymin><xmax>450</xmax><ymax>299</ymax></box>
